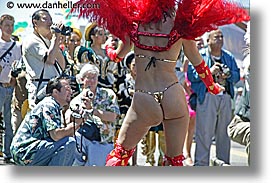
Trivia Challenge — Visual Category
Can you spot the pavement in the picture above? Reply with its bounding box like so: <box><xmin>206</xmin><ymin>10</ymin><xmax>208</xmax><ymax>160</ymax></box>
<box><xmin>0</xmin><ymin>137</ymin><xmax>248</xmax><ymax>166</ymax></box>
<box><xmin>132</xmin><ymin>136</ymin><xmax>249</xmax><ymax>166</ymax></box>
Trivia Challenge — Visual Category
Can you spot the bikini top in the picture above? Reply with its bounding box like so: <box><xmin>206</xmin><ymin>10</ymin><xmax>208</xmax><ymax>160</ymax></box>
<box><xmin>130</xmin><ymin>23</ymin><xmax>181</xmax><ymax>52</ymax></box>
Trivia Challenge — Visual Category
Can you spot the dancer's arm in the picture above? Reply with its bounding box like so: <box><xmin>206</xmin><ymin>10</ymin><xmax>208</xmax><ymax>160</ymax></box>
<box><xmin>182</xmin><ymin>39</ymin><xmax>224</xmax><ymax>94</ymax></box>
<box><xmin>105</xmin><ymin>35</ymin><xmax>133</xmax><ymax>62</ymax></box>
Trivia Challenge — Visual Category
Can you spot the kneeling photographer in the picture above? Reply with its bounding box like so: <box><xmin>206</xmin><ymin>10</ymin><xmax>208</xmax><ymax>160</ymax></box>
<box><xmin>66</xmin><ymin>64</ymin><xmax>120</xmax><ymax>166</ymax></box>
<box><xmin>10</xmin><ymin>76</ymin><xmax>84</xmax><ymax>166</ymax></box>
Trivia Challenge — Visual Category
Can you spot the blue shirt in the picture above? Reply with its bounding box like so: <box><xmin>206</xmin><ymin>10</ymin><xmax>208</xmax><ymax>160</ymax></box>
<box><xmin>187</xmin><ymin>48</ymin><xmax>240</xmax><ymax>104</ymax></box>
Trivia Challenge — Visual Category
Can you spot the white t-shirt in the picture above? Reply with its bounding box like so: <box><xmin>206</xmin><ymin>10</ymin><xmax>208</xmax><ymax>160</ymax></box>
<box><xmin>22</xmin><ymin>33</ymin><xmax>63</xmax><ymax>109</ymax></box>
<box><xmin>22</xmin><ymin>33</ymin><xmax>61</xmax><ymax>82</ymax></box>
<box><xmin>0</xmin><ymin>38</ymin><xmax>22</xmax><ymax>83</ymax></box>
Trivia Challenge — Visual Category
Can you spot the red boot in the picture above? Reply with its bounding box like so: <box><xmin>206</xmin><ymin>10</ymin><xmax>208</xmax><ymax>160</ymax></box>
<box><xmin>162</xmin><ymin>154</ymin><xmax>185</xmax><ymax>166</ymax></box>
<box><xmin>105</xmin><ymin>142</ymin><xmax>136</xmax><ymax>166</ymax></box>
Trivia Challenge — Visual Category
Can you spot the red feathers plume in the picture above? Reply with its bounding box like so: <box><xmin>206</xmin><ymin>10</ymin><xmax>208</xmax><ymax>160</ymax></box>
<box><xmin>70</xmin><ymin>0</ymin><xmax>250</xmax><ymax>41</ymax></box>
<box><xmin>174</xmin><ymin>0</ymin><xmax>250</xmax><ymax>39</ymax></box>
<box><xmin>70</xmin><ymin>0</ymin><xmax>176</xmax><ymax>41</ymax></box>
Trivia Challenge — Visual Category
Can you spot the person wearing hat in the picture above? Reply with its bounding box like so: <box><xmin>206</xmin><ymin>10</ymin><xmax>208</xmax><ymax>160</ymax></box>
<box><xmin>234</xmin><ymin>86</ymin><xmax>244</xmax><ymax>113</ymax></box>
<box><xmin>84</xmin><ymin>22</ymin><xmax>118</xmax><ymax>90</ymax></box>
<box><xmin>62</xmin><ymin>27</ymin><xmax>98</xmax><ymax>76</ymax></box>
<box><xmin>62</xmin><ymin>28</ymin><xmax>83</xmax><ymax>75</ymax></box>
<box><xmin>67</xmin><ymin>28</ymin><xmax>82</xmax><ymax>62</ymax></box>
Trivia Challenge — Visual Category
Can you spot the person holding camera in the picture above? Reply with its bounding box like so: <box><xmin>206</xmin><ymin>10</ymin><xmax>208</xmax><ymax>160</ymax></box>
<box><xmin>22</xmin><ymin>9</ymin><xmax>66</xmax><ymax>110</ymax></box>
<box><xmin>0</xmin><ymin>14</ymin><xmax>22</xmax><ymax>164</ymax></box>
<box><xmin>10</xmin><ymin>58</ymin><xmax>28</xmax><ymax>134</ymax></box>
<box><xmin>10</xmin><ymin>76</ymin><xmax>83</xmax><ymax>166</ymax></box>
<box><xmin>187</xmin><ymin>29</ymin><xmax>241</xmax><ymax>166</ymax></box>
<box><xmin>66</xmin><ymin>64</ymin><xmax>120</xmax><ymax>166</ymax></box>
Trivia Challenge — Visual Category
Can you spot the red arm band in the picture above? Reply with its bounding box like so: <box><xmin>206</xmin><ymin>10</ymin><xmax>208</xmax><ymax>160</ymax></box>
<box><xmin>105</xmin><ymin>45</ymin><xmax>123</xmax><ymax>63</ymax></box>
<box><xmin>194</xmin><ymin>60</ymin><xmax>221</xmax><ymax>95</ymax></box>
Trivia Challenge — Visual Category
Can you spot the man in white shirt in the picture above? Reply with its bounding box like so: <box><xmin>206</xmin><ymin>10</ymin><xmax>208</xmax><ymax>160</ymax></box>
<box><xmin>23</xmin><ymin>9</ymin><xmax>65</xmax><ymax>109</ymax></box>
<box><xmin>0</xmin><ymin>14</ymin><xmax>22</xmax><ymax>164</ymax></box>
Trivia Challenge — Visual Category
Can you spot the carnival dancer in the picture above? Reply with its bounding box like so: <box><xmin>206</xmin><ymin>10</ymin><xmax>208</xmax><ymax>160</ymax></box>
<box><xmin>71</xmin><ymin>0</ymin><xmax>250</xmax><ymax>166</ymax></box>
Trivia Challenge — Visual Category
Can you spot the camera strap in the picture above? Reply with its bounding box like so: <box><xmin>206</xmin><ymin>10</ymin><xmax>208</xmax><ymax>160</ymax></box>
<box><xmin>36</xmin><ymin>54</ymin><xmax>48</xmax><ymax>94</ymax></box>
<box><xmin>35</xmin><ymin>32</ymin><xmax>49</xmax><ymax>94</ymax></box>
<box><xmin>35</xmin><ymin>32</ymin><xmax>63</xmax><ymax>94</ymax></box>
<box><xmin>36</xmin><ymin>31</ymin><xmax>62</xmax><ymax>75</ymax></box>
<box><xmin>0</xmin><ymin>41</ymin><xmax>16</xmax><ymax>60</ymax></box>
<box><xmin>72</xmin><ymin>114</ymin><xmax>87</xmax><ymax>161</ymax></box>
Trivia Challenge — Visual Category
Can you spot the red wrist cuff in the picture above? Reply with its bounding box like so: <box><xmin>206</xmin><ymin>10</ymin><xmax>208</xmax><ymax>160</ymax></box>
<box><xmin>194</xmin><ymin>60</ymin><xmax>221</xmax><ymax>95</ymax></box>
<box><xmin>105</xmin><ymin>45</ymin><xmax>123</xmax><ymax>63</ymax></box>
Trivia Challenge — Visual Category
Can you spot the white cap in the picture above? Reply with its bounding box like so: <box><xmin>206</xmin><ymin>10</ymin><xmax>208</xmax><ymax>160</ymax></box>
<box><xmin>237</xmin><ymin>87</ymin><xmax>243</xmax><ymax>92</ymax></box>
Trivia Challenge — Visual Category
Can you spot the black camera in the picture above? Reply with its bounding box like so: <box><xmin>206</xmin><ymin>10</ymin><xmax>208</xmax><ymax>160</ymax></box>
<box><xmin>218</xmin><ymin>64</ymin><xmax>231</xmax><ymax>77</ymax></box>
<box><xmin>51</xmin><ymin>25</ymin><xmax>73</xmax><ymax>36</ymax></box>
<box><xmin>212</xmin><ymin>57</ymin><xmax>231</xmax><ymax>77</ymax></box>
<box><xmin>11</xmin><ymin>59</ymin><xmax>26</xmax><ymax>78</ymax></box>
<box><xmin>11</xmin><ymin>68</ymin><xmax>22</xmax><ymax>78</ymax></box>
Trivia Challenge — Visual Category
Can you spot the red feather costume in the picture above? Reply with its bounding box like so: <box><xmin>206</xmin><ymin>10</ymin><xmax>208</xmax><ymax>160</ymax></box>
<box><xmin>71</xmin><ymin>0</ymin><xmax>250</xmax><ymax>45</ymax></box>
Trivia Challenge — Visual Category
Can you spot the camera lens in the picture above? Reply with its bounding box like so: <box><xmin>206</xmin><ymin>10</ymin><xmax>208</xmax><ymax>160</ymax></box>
<box><xmin>86</xmin><ymin>91</ymin><xmax>94</xmax><ymax>99</ymax></box>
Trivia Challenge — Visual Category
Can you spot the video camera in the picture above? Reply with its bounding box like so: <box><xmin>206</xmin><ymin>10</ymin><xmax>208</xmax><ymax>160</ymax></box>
<box><xmin>70</xmin><ymin>90</ymin><xmax>94</xmax><ymax>119</ymax></box>
<box><xmin>51</xmin><ymin>24</ymin><xmax>73</xmax><ymax>36</ymax></box>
